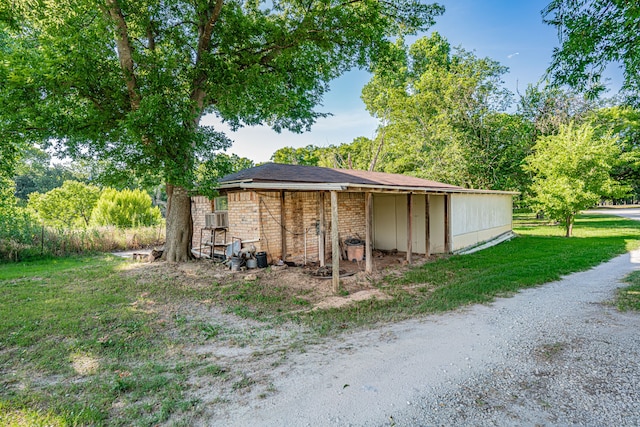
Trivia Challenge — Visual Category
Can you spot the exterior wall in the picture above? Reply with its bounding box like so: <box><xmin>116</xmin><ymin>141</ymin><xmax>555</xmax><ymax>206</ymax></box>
<box><xmin>192</xmin><ymin>190</ymin><xmax>365</xmax><ymax>265</ymax></box>
<box><xmin>450</xmin><ymin>193</ymin><xmax>513</xmax><ymax>251</ymax></box>
<box><xmin>429</xmin><ymin>195</ymin><xmax>446</xmax><ymax>254</ymax></box>
<box><xmin>373</xmin><ymin>194</ymin><xmax>445</xmax><ymax>254</ymax></box>
<box><xmin>192</xmin><ymin>190</ymin><xmax>512</xmax><ymax>262</ymax></box>
<box><xmin>191</xmin><ymin>196</ymin><xmax>214</xmax><ymax>251</ymax></box>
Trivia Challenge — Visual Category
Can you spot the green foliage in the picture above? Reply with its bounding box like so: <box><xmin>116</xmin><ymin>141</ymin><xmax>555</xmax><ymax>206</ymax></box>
<box><xmin>28</xmin><ymin>181</ymin><xmax>100</xmax><ymax>228</ymax></box>
<box><xmin>357</xmin><ymin>33</ymin><xmax>520</xmax><ymax>189</ymax></box>
<box><xmin>0</xmin><ymin>177</ymin><xmax>41</xmax><ymax>261</ymax></box>
<box><xmin>524</xmin><ymin>122</ymin><xmax>628</xmax><ymax>236</ymax></box>
<box><xmin>194</xmin><ymin>153</ymin><xmax>254</xmax><ymax>199</ymax></box>
<box><xmin>11</xmin><ymin>146</ymin><xmax>79</xmax><ymax>203</ymax></box>
<box><xmin>91</xmin><ymin>188</ymin><xmax>163</xmax><ymax>228</ymax></box>
<box><xmin>589</xmin><ymin>106</ymin><xmax>640</xmax><ymax>200</ymax></box>
<box><xmin>271</xmin><ymin>145</ymin><xmax>322</xmax><ymax>166</ymax></box>
<box><xmin>543</xmin><ymin>0</ymin><xmax>640</xmax><ymax>101</ymax></box>
<box><xmin>317</xmin><ymin>137</ymin><xmax>380</xmax><ymax>170</ymax></box>
<box><xmin>1</xmin><ymin>0</ymin><xmax>444</xmax><ymax>260</ymax></box>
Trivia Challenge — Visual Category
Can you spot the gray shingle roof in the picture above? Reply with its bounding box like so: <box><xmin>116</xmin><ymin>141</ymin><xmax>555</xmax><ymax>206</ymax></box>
<box><xmin>219</xmin><ymin>163</ymin><xmax>461</xmax><ymax>190</ymax></box>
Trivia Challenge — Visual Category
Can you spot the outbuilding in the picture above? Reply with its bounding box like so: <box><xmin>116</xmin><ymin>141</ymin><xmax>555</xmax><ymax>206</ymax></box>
<box><xmin>192</xmin><ymin>163</ymin><xmax>516</xmax><ymax>289</ymax></box>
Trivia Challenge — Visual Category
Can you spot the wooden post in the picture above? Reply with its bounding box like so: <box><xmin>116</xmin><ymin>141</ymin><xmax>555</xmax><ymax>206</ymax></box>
<box><xmin>318</xmin><ymin>192</ymin><xmax>326</xmax><ymax>267</ymax></box>
<box><xmin>331</xmin><ymin>190</ymin><xmax>340</xmax><ymax>293</ymax></box>
<box><xmin>406</xmin><ymin>193</ymin><xmax>413</xmax><ymax>264</ymax></box>
<box><xmin>425</xmin><ymin>194</ymin><xmax>431</xmax><ymax>257</ymax></box>
<box><xmin>365</xmin><ymin>192</ymin><xmax>373</xmax><ymax>273</ymax></box>
<box><xmin>280</xmin><ymin>191</ymin><xmax>287</xmax><ymax>261</ymax></box>
<box><xmin>444</xmin><ymin>194</ymin><xmax>452</xmax><ymax>253</ymax></box>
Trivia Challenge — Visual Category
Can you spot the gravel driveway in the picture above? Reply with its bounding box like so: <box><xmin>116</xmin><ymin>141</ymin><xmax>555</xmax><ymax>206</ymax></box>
<box><xmin>219</xmin><ymin>209</ymin><xmax>640</xmax><ymax>426</ymax></box>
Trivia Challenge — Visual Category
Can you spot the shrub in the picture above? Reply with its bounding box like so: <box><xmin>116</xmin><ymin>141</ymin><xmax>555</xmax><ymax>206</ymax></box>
<box><xmin>91</xmin><ymin>188</ymin><xmax>163</xmax><ymax>228</ymax></box>
<box><xmin>27</xmin><ymin>180</ymin><xmax>100</xmax><ymax>228</ymax></box>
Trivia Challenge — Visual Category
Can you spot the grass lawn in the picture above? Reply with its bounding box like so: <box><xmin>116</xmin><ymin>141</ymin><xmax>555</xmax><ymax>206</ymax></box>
<box><xmin>1</xmin><ymin>212</ymin><xmax>639</xmax><ymax>425</ymax></box>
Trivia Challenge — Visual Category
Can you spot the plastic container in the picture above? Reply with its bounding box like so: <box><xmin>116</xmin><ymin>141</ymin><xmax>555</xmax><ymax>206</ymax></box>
<box><xmin>230</xmin><ymin>256</ymin><xmax>242</xmax><ymax>271</ymax></box>
<box><xmin>246</xmin><ymin>258</ymin><xmax>257</xmax><ymax>269</ymax></box>
<box><xmin>345</xmin><ymin>238</ymin><xmax>365</xmax><ymax>261</ymax></box>
<box><xmin>256</xmin><ymin>251</ymin><xmax>268</xmax><ymax>268</ymax></box>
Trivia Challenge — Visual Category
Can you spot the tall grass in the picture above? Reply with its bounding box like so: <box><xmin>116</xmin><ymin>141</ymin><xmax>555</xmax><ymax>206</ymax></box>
<box><xmin>0</xmin><ymin>225</ymin><xmax>165</xmax><ymax>262</ymax></box>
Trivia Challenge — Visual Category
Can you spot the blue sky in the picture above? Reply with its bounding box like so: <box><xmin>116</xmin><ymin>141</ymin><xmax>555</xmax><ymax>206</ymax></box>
<box><xmin>202</xmin><ymin>0</ymin><xmax>623</xmax><ymax>163</ymax></box>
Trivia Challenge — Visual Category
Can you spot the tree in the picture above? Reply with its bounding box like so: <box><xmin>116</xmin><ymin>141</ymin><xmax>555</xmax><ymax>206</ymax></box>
<box><xmin>28</xmin><ymin>181</ymin><xmax>101</xmax><ymax>228</ymax></box>
<box><xmin>589</xmin><ymin>105</ymin><xmax>640</xmax><ymax>201</ymax></box>
<box><xmin>1</xmin><ymin>0</ymin><xmax>443</xmax><ymax>262</ymax></box>
<box><xmin>524</xmin><ymin>122</ymin><xmax>628</xmax><ymax>236</ymax></box>
<box><xmin>359</xmin><ymin>33</ymin><xmax>515</xmax><ymax>188</ymax></box>
<box><xmin>194</xmin><ymin>153</ymin><xmax>254</xmax><ymax>199</ymax></box>
<box><xmin>91</xmin><ymin>188</ymin><xmax>163</xmax><ymax>228</ymax></box>
<box><xmin>271</xmin><ymin>145</ymin><xmax>322</xmax><ymax>166</ymax></box>
<box><xmin>543</xmin><ymin>0</ymin><xmax>640</xmax><ymax>100</ymax></box>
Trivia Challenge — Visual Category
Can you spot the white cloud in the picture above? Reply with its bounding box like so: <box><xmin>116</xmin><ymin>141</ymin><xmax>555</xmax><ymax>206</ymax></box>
<box><xmin>507</xmin><ymin>52</ymin><xmax>520</xmax><ymax>59</ymax></box>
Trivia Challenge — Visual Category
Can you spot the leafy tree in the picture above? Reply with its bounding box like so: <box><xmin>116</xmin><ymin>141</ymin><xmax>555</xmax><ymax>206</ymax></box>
<box><xmin>91</xmin><ymin>188</ymin><xmax>162</xmax><ymax>228</ymax></box>
<box><xmin>271</xmin><ymin>145</ymin><xmax>323</xmax><ymax>166</ymax></box>
<box><xmin>12</xmin><ymin>146</ymin><xmax>79</xmax><ymax>203</ymax></box>
<box><xmin>517</xmin><ymin>84</ymin><xmax>598</xmax><ymax>137</ymax></box>
<box><xmin>359</xmin><ymin>33</ymin><xmax>515</xmax><ymax>188</ymax></box>
<box><xmin>194</xmin><ymin>153</ymin><xmax>254</xmax><ymax>199</ymax></box>
<box><xmin>543</xmin><ymin>0</ymin><xmax>640</xmax><ymax>100</ymax></box>
<box><xmin>28</xmin><ymin>181</ymin><xmax>101</xmax><ymax>228</ymax></box>
<box><xmin>1</xmin><ymin>0</ymin><xmax>443</xmax><ymax>261</ymax></box>
<box><xmin>524</xmin><ymin>122</ymin><xmax>628</xmax><ymax>236</ymax></box>
<box><xmin>318</xmin><ymin>137</ymin><xmax>380</xmax><ymax>170</ymax></box>
<box><xmin>589</xmin><ymin>105</ymin><xmax>640</xmax><ymax>201</ymax></box>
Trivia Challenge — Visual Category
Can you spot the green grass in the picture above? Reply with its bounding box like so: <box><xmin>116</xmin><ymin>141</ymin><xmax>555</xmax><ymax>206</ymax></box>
<box><xmin>298</xmin><ymin>213</ymin><xmax>640</xmax><ymax>334</ymax></box>
<box><xmin>616</xmin><ymin>270</ymin><xmax>640</xmax><ymax>311</ymax></box>
<box><xmin>0</xmin><ymin>256</ymin><xmax>197</xmax><ymax>426</ymax></box>
<box><xmin>1</xmin><ymin>212</ymin><xmax>639</xmax><ymax>424</ymax></box>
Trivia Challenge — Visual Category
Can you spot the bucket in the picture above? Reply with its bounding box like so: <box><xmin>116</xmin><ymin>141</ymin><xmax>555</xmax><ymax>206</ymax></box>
<box><xmin>230</xmin><ymin>256</ymin><xmax>242</xmax><ymax>272</ymax></box>
<box><xmin>256</xmin><ymin>251</ymin><xmax>268</xmax><ymax>268</ymax></box>
<box><xmin>246</xmin><ymin>258</ymin><xmax>257</xmax><ymax>269</ymax></box>
<box><xmin>345</xmin><ymin>238</ymin><xmax>365</xmax><ymax>262</ymax></box>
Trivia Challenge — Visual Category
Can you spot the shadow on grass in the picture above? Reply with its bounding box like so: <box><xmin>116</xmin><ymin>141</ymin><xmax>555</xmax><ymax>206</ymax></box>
<box><xmin>300</xmin><ymin>214</ymin><xmax>640</xmax><ymax>335</ymax></box>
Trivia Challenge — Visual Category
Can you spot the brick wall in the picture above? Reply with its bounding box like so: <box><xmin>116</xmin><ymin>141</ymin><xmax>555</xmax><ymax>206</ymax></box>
<box><xmin>192</xmin><ymin>190</ymin><xmax>366</xmax><ymax>264</ymax></box>
<box><xmin>191</xmin><ymin>196</ymin><xmax>214</xmax><ymax>251</ymax></box>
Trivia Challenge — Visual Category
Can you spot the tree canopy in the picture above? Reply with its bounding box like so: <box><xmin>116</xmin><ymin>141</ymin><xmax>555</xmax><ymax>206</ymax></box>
<box><xmin>358</xmin><ymin>33</ymin><xmax>517</xmax><ymax>189</ymax></box>
<box><xmin>543</xmin><ymin>0</ymin><xmax>640</xmax><ymax>100</ymax></box>
<box><xmin>1</xmin><ymin>0</ymin><xmax>444</xmax><ymax>261</ymax></box>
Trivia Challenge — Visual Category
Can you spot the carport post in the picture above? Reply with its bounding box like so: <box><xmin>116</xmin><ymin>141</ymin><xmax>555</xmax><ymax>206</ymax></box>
<box><xmin>331</xmin><ymin>190</ymin><xmax>340</xmax><ymax>293</ymax></box>
<box><xmin>444</xmin><ymin>194</ymin><xmax>452</xmax><ymax>253</ymax></box>
<box><xmin>425</xmin><ymin>194</ymin><xmax>431</xmax><ymax>257</ymax></box>
<box><xmin>406</xmin><ymin>193</ymin><xmax>413</xmax><ymax>264</ymax></box>
<box><xmin>365</xmin><ymin>192</ymin><xmax>373</xmax><ymax>273</ymax></box>
<box><xmin>318</xmin><ymin>192</ymin><xmax>325</xmax><ymax>267</ymax></box>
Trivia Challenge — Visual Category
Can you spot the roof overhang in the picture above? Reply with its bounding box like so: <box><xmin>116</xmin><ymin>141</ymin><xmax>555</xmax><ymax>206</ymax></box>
<box><xmin>218</xmin><ymin>180</ymin><xmax>519</xmax><ymax>196</ymax></box>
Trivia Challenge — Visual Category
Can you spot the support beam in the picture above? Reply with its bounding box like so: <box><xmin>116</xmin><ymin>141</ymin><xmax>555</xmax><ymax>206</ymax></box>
<box><xmin>318</xmin><ymin>192</ymin><xmax>326</xmax><ymax>267</ymax></box>
<box><xmin>331</xmin><ymin>190</ymin><xmax>340</xmax><ymax>293</ymax></box>
<box><xmin>425</xmin><ymin>194</ymin><xmax>431</xmax><ymax>257</ymax></box>
<box><xmin>406</xmin><ymin>193</ymin><xmax>413</xmax><ymax>264</ymax></box>
<box><xmin>444</xmin><ymin>194</ymin><xmax>452</xmax><ymax>253</ymax></box>
<box><xmin>280</xmin><ymin>191</ymin><xmax>287</xmax><ymax>261</ymax></box>
<box><xmin>365</xmin><ymin>192</ymin><xmax>373</xmax><ymax>273</ymax></box>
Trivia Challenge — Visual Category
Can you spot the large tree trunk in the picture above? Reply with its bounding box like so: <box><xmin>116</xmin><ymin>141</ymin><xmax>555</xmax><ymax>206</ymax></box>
<box><xmin>163</xmin><ymin>184</ymin><xmax>193</xmax><ymax>262</ymax></box>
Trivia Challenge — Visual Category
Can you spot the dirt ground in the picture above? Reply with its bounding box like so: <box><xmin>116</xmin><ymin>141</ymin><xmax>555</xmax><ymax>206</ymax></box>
<box><xmin>125</xmin><ymin>248</ymin><xmax>429</xmax><ymax>310</ymax></box>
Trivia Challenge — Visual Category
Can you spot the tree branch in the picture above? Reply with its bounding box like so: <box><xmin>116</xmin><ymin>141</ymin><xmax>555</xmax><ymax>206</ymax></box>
<box><xmin>103</xmin><ymin>0</ymin><xmax>141</xmax><ymax>111</ymax></box>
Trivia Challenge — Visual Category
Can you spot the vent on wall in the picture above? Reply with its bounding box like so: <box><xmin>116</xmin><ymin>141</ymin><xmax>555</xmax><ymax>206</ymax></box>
<box><xmin>205</xmin><ymin>211</ymin><xmax>229</xmax><ymax>228</ymax></box>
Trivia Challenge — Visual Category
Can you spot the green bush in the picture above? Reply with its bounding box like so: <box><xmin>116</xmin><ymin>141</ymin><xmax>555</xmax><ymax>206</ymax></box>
<box><xmin>27</xmin><ymin>180</ymin><xmax>100</xmax><ymax>228</ymax></box>
<box><xmin>91</xmin><ymin>188</ymin><xmax>163</xmax><ymax>228</ymax></box>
